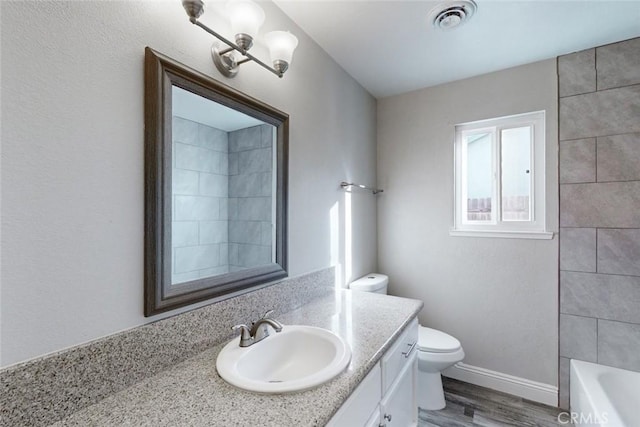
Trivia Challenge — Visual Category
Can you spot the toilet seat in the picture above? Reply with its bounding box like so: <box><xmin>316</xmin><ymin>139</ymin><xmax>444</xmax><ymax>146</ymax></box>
<box><xmin>418</xmin><ymin>326</ymin><xmax>461</xmax><ymax>353</ymax></box>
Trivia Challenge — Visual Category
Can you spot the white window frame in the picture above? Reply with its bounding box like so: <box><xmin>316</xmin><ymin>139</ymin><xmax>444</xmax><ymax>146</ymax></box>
<box><xmin>451</xmin><ymin>111</ymin><xmax>552</xmax><ymax>239</ymax></box>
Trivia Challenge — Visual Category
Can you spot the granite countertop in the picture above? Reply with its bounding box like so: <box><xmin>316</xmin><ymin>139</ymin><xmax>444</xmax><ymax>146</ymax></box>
<box><xmin>50</xmin><ymin>290</ymin><xmax>422</xmax><ymax>427</ymax></box>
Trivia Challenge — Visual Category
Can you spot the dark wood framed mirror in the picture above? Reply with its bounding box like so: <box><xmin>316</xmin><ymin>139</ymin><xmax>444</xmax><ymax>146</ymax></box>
<box><xmin>144</xmin><ymin>47</ymin><xmax>288</xmax><ymax>316</ymax></box>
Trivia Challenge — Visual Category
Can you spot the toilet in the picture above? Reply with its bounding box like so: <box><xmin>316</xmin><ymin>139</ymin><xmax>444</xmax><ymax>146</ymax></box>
<box><xmin>350</xmin><ymin>273</ymin><xmax>465</xmax><ymax>411</ymax></box>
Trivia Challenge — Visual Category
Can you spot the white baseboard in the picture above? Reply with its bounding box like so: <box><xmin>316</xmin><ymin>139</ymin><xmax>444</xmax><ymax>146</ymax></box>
<box><xmin>443</xmin><ymin>362</ymin><xmax>558</xmax><ymax>407</ymax></box>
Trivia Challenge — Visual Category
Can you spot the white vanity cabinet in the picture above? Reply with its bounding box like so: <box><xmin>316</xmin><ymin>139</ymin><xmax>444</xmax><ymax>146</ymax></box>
<box><xmin>328</xmin><ymin>319</ymin><xmax>419</xmax><ymax>427</ymax></box>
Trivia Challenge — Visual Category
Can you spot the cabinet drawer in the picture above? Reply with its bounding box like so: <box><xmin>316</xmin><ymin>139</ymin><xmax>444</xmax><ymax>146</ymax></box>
<box><xmin>382</xmin><ymin>318</ymin><xmax>418</xmax><ymax>393</ymax></box>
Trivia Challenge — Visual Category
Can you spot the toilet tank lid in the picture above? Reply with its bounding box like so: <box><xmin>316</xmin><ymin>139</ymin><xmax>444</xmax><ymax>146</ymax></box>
<box><xmin>418</xmin><ymin>326</ymin><xmax>461</xmax><ymax>353</ymax></box>
<box><xmin>349</xmin><ymin>273</ymin><xmax>389</xmax><ymax>292</ymax></box>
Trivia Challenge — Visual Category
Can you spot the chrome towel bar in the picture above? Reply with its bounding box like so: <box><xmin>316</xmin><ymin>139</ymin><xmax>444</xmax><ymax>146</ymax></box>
<box><xmin>340</xmin><ymin>181</ymin><xmax>384</xmax><ymax>195</ymax></box>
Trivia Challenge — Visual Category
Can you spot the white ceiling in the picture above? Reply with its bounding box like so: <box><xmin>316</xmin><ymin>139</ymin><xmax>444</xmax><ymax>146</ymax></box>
<box><xmin>172</xmin><ymin>86</ymin><xmax>264</xmax><ymax>131</ymax></box>
<box><xmin>274</xmin><ymin>0</ymin><xmax>640</xmax><ymax>98</ymax></box>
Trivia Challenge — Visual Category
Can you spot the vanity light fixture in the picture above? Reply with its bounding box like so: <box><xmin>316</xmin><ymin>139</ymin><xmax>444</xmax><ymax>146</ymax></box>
<box><xmin>182</xmin><ymin>0</ymin><xmax>298</xmax><ymax>78</ymax></box>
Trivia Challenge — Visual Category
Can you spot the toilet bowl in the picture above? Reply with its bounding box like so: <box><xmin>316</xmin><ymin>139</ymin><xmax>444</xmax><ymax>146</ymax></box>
<box><xmin>349</xmin><ymin>273</ymin><xmax>465</xmax><ymax>411</ymax></box>
<box><xmin>417</xmin><ymin>326</ymin><xmax>465</xmax><ymax>410</ymax></box>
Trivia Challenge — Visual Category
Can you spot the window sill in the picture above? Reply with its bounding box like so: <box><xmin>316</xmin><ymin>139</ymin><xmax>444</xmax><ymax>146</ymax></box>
<box><xmin>449</xmin><ymin>229</ymin><xmax>555</xmax><ymax>240</ymax></box>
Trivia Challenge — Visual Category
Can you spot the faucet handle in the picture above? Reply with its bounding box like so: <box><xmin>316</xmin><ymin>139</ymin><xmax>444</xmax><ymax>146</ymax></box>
<box><xmin>261</xmin><ymin>309</ymin><xmax>275</xmax><ymax>319</ymax></box>
<box><xmin>231</xmin><ymin>324</ymin><xmax>252</xmax><ymax>347</ymax></box>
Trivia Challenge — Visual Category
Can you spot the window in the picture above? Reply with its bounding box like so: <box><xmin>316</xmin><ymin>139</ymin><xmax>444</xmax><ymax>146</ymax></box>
<box><xmin>452</xmin><ymin>111</ymin><xmax>551</xmax><ymax>239</ymax></box>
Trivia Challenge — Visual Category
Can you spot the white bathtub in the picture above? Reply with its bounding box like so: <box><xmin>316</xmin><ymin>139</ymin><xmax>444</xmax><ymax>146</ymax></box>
<box><xmin>570</xmin><ymin>359</ymin><xmax>640</xmax><ymax>427</ymax></box>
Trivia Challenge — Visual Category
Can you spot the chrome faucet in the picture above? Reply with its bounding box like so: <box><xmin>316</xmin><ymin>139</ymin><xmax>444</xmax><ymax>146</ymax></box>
<box><xmin>232</xmin><ymin>309</ymin><xmax>283</xmax><ymax>347</ymax></box>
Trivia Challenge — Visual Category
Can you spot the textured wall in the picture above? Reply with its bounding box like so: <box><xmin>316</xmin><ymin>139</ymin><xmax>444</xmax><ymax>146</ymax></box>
<box><xmin>377</xmin><ymin>59</ymin><xmax>559</xmax><ymax>387</ymax></box>
<box><xmin>0</xmin><ymin>1</ymin><xmax>377</xmax><ymax>367</ymax></box>
<box><xmin>558</xmin><ymin>37</ymin><xmax>640</xmax><ymax>409</ymax></box>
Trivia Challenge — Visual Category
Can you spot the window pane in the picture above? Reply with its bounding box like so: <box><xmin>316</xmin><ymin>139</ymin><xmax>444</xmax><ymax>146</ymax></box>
<box><xmin>465</xmin><ymin>132</ymin><xmax>492</xmax><ymax>222</ymax></box>
<box><xmin>501</xmin><ymin>126</ymin><xmax>531</xmax><ymax>221</ymax></box>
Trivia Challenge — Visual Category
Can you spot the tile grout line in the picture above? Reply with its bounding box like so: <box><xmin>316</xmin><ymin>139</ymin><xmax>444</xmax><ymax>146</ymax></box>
<box><xmin>559</xmin><ymin>310</ymin><xmax>640</xmax><ymax>328</ymax></box>
<box><xmin>560</xmin><ymin>179</ymin><xmax>640</xmax><ymax>185</ymax></box>
<box><xmin>560</xmin><ymin>269</ymin><xmax>640</xmax><ymax>279</ymax></box>
<box><xmin>595</xmin><ymin>136</ymin><xmax>598</xmax><ymax>183</ymax></box>
<box><xmin>560</xmin><ymin>130</ymin><xmax>640</xmax><ymax>143</ymax></box>
<box><xmin>594</xmin><ymin>47</ymin><xmax>598</xmax><ymax>92</ymax></box>
<box><xmin>596</xmin><ymin>317</ymin><xmax>599</xmax><ymax>364</ymax></box>
<box><xmin>560</xmin><ymin>225</ymin><xmax>640</xmax><ymax>230</ymax></box>
<box><xmin>595</xmin><ymin>227</ymin><xmax>599</xmax><ymax>274</ymax></box>
<box><xmin>559</xmin><ymin>81</ymin><xmax>640</xmax><ymax>100</ymax></box>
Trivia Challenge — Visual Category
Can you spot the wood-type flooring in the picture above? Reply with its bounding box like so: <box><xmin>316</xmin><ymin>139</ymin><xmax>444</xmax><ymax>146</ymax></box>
<box><xmin>418</xmin><ymin>378</ymin><xmax>563</xmax><ymax>426</ymax></box>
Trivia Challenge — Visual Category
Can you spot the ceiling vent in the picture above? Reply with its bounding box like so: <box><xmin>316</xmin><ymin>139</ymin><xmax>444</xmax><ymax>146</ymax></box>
<box><xmin>428</xmin><ymin>0</ymin><xmax>477</xmax><ymax>30</ymax></box>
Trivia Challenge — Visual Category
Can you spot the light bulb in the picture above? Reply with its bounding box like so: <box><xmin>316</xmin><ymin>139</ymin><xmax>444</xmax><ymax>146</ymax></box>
<box><xmin>264</xmin><ymin>31</ymin><xmax>298</xmax><ymax>74</ymax></box>
<box><xmin>226</xmin><ymin>0</ymin><xmax>265</xmax><ymax>39</ymax></box>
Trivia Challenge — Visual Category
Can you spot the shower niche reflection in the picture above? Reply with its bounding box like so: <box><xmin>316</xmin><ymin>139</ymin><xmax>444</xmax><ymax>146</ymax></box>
<box><xmin>171</xmin><ymin>87</ymin><xmax>276</xmax><ymax>285</ymax></box>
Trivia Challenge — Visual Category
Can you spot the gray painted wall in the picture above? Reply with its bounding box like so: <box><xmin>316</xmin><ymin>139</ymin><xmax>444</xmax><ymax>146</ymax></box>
<box><xmin>377</xmin><ymin>59</ymin><xmax>559</xmax><ymax>386</ymax></box>
<box><xmin>558</xmin><ymin>37</ymin><xmax>640</xmax><ymax>409</ymax></box>
<box><xmin>0</xmin><ymin>1</ymin><xmax>377</xmax><ymax>367</ymax></box>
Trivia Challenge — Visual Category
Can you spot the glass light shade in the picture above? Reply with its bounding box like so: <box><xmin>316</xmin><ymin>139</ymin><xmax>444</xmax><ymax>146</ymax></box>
<box><xmin>264</xmin><ymin>31</ymin><xmax>298</xmax><ymax>65</ymax></box>
<box><xmin>226</xmin><ymin>0</ymin><xmax>265</xmax><ymax>38</ymax></box>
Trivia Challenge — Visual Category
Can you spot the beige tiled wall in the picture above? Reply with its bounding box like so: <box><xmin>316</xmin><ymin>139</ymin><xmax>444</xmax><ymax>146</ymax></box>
<box><xmin>171</xmin><ymin>120</ymin><xmax>275</xmax><ymax>280</ymax></box>
<box><xmin>228</xmin><ymin>124</ymin><xmax>274</xmax><ymax>271</ymax></box>
<box><xmin>172</xmin><ymin>117</ymin><xmax>230</xmax><ymax>283</ymax></box>
<box><xmin>558</xmin><ymin>37</ymin><xmax>640</xmax><ymax>409</ymax></box>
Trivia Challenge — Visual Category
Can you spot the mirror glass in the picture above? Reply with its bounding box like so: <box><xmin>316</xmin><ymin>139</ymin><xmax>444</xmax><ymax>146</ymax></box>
<box><xmin>171</xmin><ymin>86</ymin><xmax>276</xmax><ymax>286</ymax></box>
<box><xmin>144</xmin><ymin>48</ymin><xmax>288</xmax><ymax>316</ymax></box>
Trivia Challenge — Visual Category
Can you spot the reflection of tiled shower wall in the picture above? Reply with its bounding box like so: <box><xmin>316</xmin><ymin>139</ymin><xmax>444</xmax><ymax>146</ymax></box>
<box><xmin>228</xmin><ymin>125</ymin><xmax>273</xmax><ymax>271</ymax></box>
<box><xmin>172</xmin><ymin>117</ymin><xmax>230</xmax><ymax>284</ymax></box>
<box><xmin>558</xmin><ymin>37</ymin><xmax>640</xmax><ymax>409</ymax></box>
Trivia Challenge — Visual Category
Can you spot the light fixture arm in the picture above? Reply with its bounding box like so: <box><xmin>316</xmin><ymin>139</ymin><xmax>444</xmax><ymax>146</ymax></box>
<box><xmin>183</xmin><ymin>0</ymin><xmax>284</xmax><ymax>78</ymax></box>
<box><xmin>217</xmin><ymin>45</ymin><xmax>236</xmax><ymax>56</ymax></box>
<box><xmin>192</xmin><ymin>20</ymin><xmax>282</xmax><ymax>77</ymax></box>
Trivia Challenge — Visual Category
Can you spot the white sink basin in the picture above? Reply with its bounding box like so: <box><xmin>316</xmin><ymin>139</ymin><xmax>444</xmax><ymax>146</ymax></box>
<box><xmin>216</xmin><ymin>325</ymin><xmax>351</xmax><ymax>393</ymax></box>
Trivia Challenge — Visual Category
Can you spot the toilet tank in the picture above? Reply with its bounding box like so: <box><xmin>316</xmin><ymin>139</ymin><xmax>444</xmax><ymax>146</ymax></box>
<box><xmin>349</xmin><ymin>273</ymin><xmax>389</xmax><ymax>294</ymax></box>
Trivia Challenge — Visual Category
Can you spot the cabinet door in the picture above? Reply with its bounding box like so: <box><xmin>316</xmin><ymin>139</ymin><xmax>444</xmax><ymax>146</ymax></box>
<box><xmin>380</xmin><ymin>352</ymin><xmax>417</xmax><ymax>427</ymax></box>
<box><xmin>327</xmin><ymin>363</ymin><xmax>382</xmax><ymax>427</ymax></box>
<box><xmin>364</xmin><ymin>406</ymin><xmax>381</xmax><ymax>427</ymax></box>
